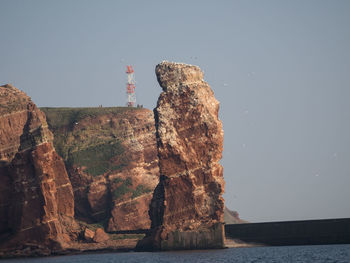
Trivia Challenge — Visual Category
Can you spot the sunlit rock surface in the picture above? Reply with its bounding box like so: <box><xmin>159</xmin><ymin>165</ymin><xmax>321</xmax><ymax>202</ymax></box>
<box><xmin>42</xmin><ymin>107</ymin><xmax>159</xmax><ymax>231</ymax></box>
<box><xmin>0</xmin><ymin>84</ymin><xmax>75</xmax><ymax>252</ymax></box>
<box><xmin>137</xmin><ymin>62</ymin><xmax>225</xmax><ymax>251</ymax></box>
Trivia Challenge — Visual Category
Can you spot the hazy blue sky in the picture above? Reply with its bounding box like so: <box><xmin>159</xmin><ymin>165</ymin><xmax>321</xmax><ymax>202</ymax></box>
<box><xmin>1</xmin><ymin>0</ymin><xmax>350</xmax><ymax>222</ymax></box>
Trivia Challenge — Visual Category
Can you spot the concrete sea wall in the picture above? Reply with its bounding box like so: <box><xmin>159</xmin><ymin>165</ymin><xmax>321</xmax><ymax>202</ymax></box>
<box><xmin>160</xmin><ymin>223</ymin><xmax>225</xmax><ymax>250</ymax></box>
<box><xmin>225</xmin><ymin>218</ymin><xmax>350</xmax><ymax>246</ymax></box>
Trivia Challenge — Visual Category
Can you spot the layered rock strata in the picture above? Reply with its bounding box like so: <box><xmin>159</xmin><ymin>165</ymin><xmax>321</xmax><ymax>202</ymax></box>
<box><xmin>0</xmin><ymin>84</ymin><xmax>75</xmax><ymax>251</ymax></box>
<box><xmin>42</xmin><ymin>107</ymin><xmax>159</xmax><ymax>231</ymax></box>
<box><xmin>138</xmin><ymin>62</ymin><xmax>225</xmax><ymax>250</ymax></box>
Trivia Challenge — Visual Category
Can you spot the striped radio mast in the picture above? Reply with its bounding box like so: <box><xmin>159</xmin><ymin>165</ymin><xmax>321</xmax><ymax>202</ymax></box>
<box><xmin>126</xmin><ymin>65</ymin><xmax>136</xmax><ymax>107</ymax></box>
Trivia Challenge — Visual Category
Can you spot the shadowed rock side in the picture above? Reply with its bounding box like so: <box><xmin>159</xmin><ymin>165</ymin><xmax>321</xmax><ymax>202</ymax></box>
<box><xmin>0</xmin><ymin>84</ymin><xmax>75</xmax><ymax>253</ymax></box>
<box><xmin>137</xmin><ymin>62</ymin><xmax>225</xmax><ymax>251</ymax></box>
<box><xmin>41</xmin><ymin>107</ymin><xmax>159</xmax><ymax>231</ymax></box>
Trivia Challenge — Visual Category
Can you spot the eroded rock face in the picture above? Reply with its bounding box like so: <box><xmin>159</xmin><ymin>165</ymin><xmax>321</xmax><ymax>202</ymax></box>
<box><xmin>42</xmin><ymin>107</ymin><xmax>159</xmax><ymax>231</ymax></box>
<box><xmin>0</xmin><ymin>84</ymin><xmax>75</xmax><ymax>251</ymax></box>
<box><xmin>138</xmin><ymin>62</ymin><xmax>225</xmax><ymax>250</ymax></box>
<box><xmin>106</xmin><ymin>111</ymin><xmax>159</xmax><ymax>231</ymax></box>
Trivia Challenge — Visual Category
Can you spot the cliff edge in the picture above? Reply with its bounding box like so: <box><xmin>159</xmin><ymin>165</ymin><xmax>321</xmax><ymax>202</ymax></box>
<box><xmin>0</xmin><ymin>84</ymin><xmax>75</xmax><ymax>255</ymax></box>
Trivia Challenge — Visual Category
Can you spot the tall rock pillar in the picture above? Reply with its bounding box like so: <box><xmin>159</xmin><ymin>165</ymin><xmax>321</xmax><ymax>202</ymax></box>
<box><xmin>138</xmin><ymin>61</ymin><xmax>225</xmax><ymax>250</ymax></box>
<box><xmin>0</xmin><ymin>84</ymin><xmax>75</xmax><ymax>252</ymax></box>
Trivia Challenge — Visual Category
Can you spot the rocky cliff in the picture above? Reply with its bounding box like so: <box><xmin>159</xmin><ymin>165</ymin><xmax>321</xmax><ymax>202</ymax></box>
<box><xmin>41</xmin><ymin>107</ymin><xmax>159</xmax><ymax>231</ymax></box>
<box><xmin>0</xmin><ymin>84</ymin><xmax>75</xmax><ymax>253</ymax></box>
<box><xmin>138</xmin><ymin>62</ymin><xmax>225</xmax><ymax>250</ymax></box>
<box><xmin>224</xmin><ymin>207</ymin><xmax>247</xmax><ymax>224</ymax></box>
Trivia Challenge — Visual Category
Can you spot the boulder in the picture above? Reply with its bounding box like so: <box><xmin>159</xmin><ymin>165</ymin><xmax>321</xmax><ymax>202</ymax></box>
<box><xmin>93</xmin><ymin>228</ymin><xmax>110</xmax><ymax>243</ymax></box>
<box><xmin>83</xmin><ymin>228</ymin><xmax>95</xmax><ymax>242</ymax></box>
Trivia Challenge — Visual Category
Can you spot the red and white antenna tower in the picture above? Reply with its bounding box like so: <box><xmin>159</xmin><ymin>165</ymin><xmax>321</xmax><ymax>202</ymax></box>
<box><xmin>126</xmin><ymin>65</ymin><xmax>136</xmax><ymax>107</ymax></box>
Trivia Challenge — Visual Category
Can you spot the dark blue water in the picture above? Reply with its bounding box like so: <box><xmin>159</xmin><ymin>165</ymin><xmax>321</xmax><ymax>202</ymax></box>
<box><xmin>2</xmin><ymin>245</ymin><xmax>350</xmax><ymax>263</ymax></box>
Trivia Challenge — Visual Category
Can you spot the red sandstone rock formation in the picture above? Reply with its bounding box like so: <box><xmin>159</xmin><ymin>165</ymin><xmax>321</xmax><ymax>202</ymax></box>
<box><xmin>93</xmin><ymin>228</ymin><xmax>110</xmax><ymax>243</ymax></box>
<box><xmin>106</xmin><ymin>110</ymin><xmax>159</xmax><ymax>231</ymax></box>
<box><xmin>83</xmin><ymin>228</ymin><xmax>95</xmax><ymax>242</ymax></box>
<box><xmin>138</xmin><ymin>62</ymin><xmax>225</xmax><ymax>250</ymax></box>
<box><xmin>0</xmin><ymin>84</ymin><xmax>75</xmax><ymax>252</ymax></box>
<box><xmin>43</xmin><ymin>107</ymin><xmax>159</xmax><ymax>231</ymax></box>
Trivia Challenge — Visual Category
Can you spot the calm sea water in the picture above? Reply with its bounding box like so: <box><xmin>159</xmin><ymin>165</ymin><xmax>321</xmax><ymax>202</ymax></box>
<box><xmin>2</xmin><ymin>245</ymin><xmax>350</xmax><ymax>263</ymax></box>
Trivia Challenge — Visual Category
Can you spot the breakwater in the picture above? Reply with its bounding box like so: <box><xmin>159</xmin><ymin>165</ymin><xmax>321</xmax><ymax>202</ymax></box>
<box><xmin>225</xmin><ymin>218</ymin><xmax>350</xmax><ymax>246</ymax></box>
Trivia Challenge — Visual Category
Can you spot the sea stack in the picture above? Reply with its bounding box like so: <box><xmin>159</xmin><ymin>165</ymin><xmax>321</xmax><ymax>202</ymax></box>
<box><xmin>0</xmin><ymin>84</ymin><xmax>75</xmax><ymax>253</ymax></box>
<box><xmin>138</xmin><ymin>61</ymin><xmax>225</xmax><ymax>250</ymax></box>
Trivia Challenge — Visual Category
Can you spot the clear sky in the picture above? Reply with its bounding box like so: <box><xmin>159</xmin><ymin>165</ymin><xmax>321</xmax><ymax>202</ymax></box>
<box><xmin>1</xmin><ymin>0</ymin><xmax>350</xmax><ymax>222</ymax></box>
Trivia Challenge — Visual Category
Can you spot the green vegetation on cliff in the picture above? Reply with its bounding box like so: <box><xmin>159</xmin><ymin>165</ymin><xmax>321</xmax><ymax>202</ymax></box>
<box><xmin>132</xmin><ymin>185</ymin><xmax>152</xmax><ymax>198</ymax></box>
<box><xmin>110</xmin><ymin>233</ymin><xmax>145</xmax><ymax>240</ymax></box>
<box><xmin>113</xmin><ymin>178</ymin><xmax>133</xmax><ymax>199</ymax></box>
<box><xmin>68</xmin><ymin>141</ymin><xmax>125</xmax><ymax>176</ymax></box>
<box><xmin>41</xmin><ymin>107</ymin><xmax>137</xmax><ymax>130</ymax></box>
<box><xmin>41</xmin><ymin>107</ymin><xmax>139</xmax><ymax>176</ymax></box>
<box><xmin>113</xmin><ymin>177</ymin><xmax>152</xmax><ymax>200</ymax></box>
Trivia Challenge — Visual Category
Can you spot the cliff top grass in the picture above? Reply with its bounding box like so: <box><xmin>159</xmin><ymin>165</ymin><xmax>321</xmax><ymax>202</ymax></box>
<box><xmin>40</xmin><ymin>107</ymin><xmax>139</xmax><ymax>130</ymax></box>
<box><xmin>41</xmin><ymin>107</ymin><xmax>140</xmax><ymax>176</ymax></box>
